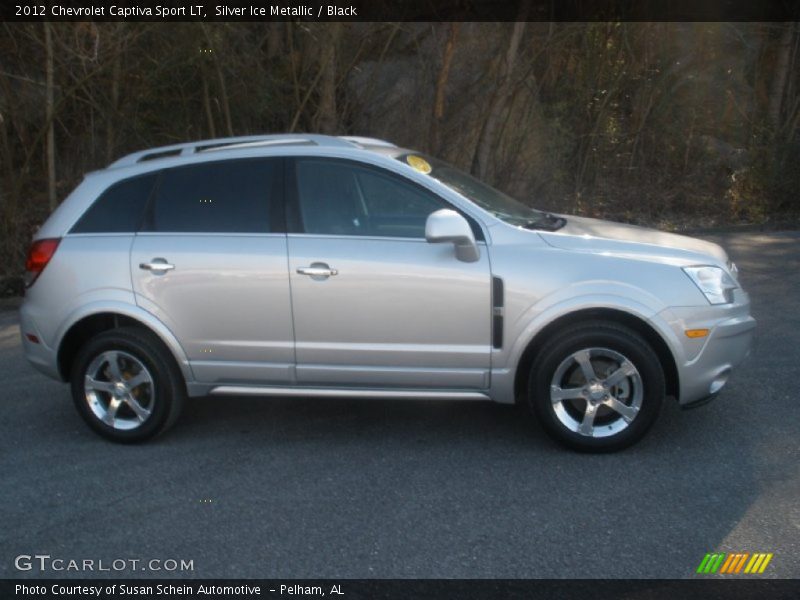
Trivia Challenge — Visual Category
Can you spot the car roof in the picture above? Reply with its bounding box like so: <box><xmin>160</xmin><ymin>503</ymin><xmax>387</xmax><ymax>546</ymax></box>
<box><xmin>107</xmin><ymin>134</ymin><xmax>403</xmax><ymax>170</ymax></box>
<box><xmin>41</xmin><ymin>134</ymin><xmax>496</xmax><ymax>240</ymax></box>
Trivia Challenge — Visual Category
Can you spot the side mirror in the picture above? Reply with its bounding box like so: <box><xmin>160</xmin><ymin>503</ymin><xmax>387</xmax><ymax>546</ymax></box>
<box><xmin>425</xmin><ymin>209</ymin><xmax>480</xmax><ymax>263</ymax></box>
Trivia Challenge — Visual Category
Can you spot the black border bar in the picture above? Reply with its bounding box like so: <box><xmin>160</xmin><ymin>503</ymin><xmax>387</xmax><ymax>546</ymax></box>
<box><xmin>4</xmin><ymin>0</ymin><xmax>800</xmax><ymax>23</ymax></box>
<box><xmin>3</xmin><ymin>579</ymin><xmax>800</xmax><ymax>600</ymax></box>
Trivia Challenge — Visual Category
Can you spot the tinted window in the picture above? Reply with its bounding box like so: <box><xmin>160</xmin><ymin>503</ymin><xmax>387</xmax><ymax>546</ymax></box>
<box><xmin>71</xmin><ymin>174</ymin><xmax>156</xmax><ymax>233</ymax></box>
<box><xmin>149</xmin><ymin>159</ymin><xmax>276</xmax><ymax>233</ymax></box>
<box><xmin>396</xmin><ymin>153</ymin><xmax>554</xmax><ymax>230</ymax></box>
<box><xmin>295</xmin><ymin>159</ymin><xmax>447</xmax><ymax>238</ymax></box>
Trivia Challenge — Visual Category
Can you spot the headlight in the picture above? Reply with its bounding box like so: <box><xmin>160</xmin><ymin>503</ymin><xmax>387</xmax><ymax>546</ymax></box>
<box><xmin>683</xmin><ymin>266</ymin><xmax>738</xmax><ymax>305</ymax></box>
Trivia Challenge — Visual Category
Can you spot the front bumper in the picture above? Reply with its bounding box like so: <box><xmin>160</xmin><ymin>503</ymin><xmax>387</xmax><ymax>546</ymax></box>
<box><xmin>659</xmin><ymin>292</ymin><xmax>756</xmax><ymax>406</ymax></box>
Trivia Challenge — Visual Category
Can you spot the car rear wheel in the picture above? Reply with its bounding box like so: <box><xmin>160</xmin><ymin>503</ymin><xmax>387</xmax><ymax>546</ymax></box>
<box><xmin>528</xmin><ymin>321</ymin><xmax>665</xmax><ymax>452</ymax></box>
<box><xmin>70</xmin><ymin>327</ymin><xmax>185</xmax><ymax>442</ymax></box>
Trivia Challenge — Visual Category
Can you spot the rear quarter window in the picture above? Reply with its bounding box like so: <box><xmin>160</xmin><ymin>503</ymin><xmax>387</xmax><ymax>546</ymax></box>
<box><xmin>70</xmin><ymin>173</ymin><xmax>156</xmax><ymax>234</ymax></box>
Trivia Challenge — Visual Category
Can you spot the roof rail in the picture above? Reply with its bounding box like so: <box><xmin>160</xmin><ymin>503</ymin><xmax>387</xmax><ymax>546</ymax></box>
<box><xmin>107</xmin><ymin>133</ymin><xmax>356</xmax><ymax>169</ymax></box>
<box><xmin>198</xmin><ymin>138</ymin><xmax>316</xmax><ymax>153</ymax></box>
<box><xmin>339</xmin><ymin>136</ymin><xmax>397</xmax><ymax>148</ymax></box>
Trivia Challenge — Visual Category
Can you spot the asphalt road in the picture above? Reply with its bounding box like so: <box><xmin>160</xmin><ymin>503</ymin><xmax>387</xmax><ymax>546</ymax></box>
<box><xmin>1</xmin><ymin>231</ymin><xmax>799</xmax><ymax>580</ymax></box>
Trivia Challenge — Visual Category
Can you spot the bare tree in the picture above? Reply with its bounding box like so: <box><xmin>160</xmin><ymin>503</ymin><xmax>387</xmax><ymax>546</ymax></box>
<box><xmin>471</xmin><ymin>5</ymin><xmax>529</xmax><ymax>179</ymax></box>
<box><xmin>2</xmin><ymin>20</ymin><xmax>800</xmax><ymax>289</ymax></box>
<box><xmin>430</xmin><ymin>23</ymin><xmax>460</xmax><ymax>154</ymax></box>
<box><xmin>265</xmin><ymin>23</ymin><xmax>282</xmax><ymax>60</ymax></box>
<box><xmin>768</xmin><ymin>23</ymin><xmax>796</xmax><ymax>133</ymax></box>
<box><xmin>315</xmin><ymin>23</ymin><xmax>341</xmax><ymax>134</ymax></box>
<box><xmin>44</xmin><ymin>23</ymin><xmax>56</xmax><ymax>210</ymax></box>
<box><xmin>105</xmin><ymin>25</ymin><xmax>123</xmax><ymax>163</ymax></box>
<box><xmin>202</xmin><ymin>24</ymin><xmax>234</xmax><ymax>137</ymax></box>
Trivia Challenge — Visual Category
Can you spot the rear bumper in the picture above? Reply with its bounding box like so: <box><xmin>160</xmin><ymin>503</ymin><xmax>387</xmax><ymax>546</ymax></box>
<box><xmin>19</xmin><ymin>303</ymin><xmax>61</xmax><ymax>380</ymax></box>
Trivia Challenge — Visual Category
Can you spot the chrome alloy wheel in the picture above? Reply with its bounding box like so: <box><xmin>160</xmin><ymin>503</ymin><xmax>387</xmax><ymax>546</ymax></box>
<box><xmin>549</xmin><ymin>347</ymin><xmax>643</xmax><ymax>438</ymax></box>
<box><xmin>84</xmin><ymin>350</ymin><xmax>155</xmax><ymax>430</ymax></box>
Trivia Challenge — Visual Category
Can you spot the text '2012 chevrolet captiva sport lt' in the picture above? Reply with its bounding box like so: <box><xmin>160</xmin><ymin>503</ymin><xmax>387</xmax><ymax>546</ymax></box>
<box><xmin>20</xmin><ymin>134</ymin><xmax>755</xmax><ymax>451</ymax></box>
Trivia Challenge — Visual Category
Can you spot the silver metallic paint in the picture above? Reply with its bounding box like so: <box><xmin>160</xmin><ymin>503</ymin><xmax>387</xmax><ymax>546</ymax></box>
<box><xmin>21</xmin><ymin>135</ymin><xmax>755</xmax><ymax>410</ymax></box>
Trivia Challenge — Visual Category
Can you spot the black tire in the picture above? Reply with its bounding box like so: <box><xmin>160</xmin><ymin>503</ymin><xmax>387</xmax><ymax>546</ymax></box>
<box><xmin>528</xmin><ymin>321</ymin><xmax>665</xmax><ymax>452</ymax></box>
<box><xmin>70</xmin><ymin>327</ymin><xmax>185</xmax><ymax>443</ymax></box>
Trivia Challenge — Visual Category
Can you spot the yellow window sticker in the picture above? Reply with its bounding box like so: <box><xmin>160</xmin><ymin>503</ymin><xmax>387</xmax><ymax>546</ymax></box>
<box><xmin>406</xmin><ymin>155</ymin><xmax>432</xmax><ymax>174</ymax></box>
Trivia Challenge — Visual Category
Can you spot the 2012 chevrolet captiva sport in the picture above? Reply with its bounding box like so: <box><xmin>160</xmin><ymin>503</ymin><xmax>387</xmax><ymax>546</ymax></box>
<box><xmin>20</xmin><ymin>135</ymin><xmax>755</xmax><ymax>451</ymax></box>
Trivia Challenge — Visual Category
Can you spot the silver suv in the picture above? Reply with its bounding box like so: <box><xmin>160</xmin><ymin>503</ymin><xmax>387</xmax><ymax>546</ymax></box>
<box><xmin>20</xmin><ymin>134</ymin><xmax>755</xmax><ymax>451</ymax></box>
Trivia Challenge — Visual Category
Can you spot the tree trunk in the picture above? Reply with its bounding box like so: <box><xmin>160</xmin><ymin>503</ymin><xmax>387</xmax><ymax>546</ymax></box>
<box><xmin>471</xmin><ymin>8</ymin><xmax>528</xmax><ymax>180</ymax></box>
<box><xmin>202</xmin><ymin>70</ymin><xmax>217</xmax><ymax>138</ymax></box>
<box><xmin>315</xmin><ymin>23</ymin><xmax>341</xmax><ymax>134</ymax></box>
<box><xmin>266</xmin><ymin>23</ymin><xmax>282</xmax><ymax>60</ymax></box>
<box><xmin>214</xmin><ymin>59</ymin><xmax>234</xmax><ymax>137</ymax></box>
<box><xmin>45</xmin><ymin>23</ymin><xmax>57</xmax><ymax>211</ymax></box>
<box><xmin>430</xmin><ymin>23</ymin><xmax>460</xmax><ymax>154</ymax></box>
<box><xmin>0</xmin><ymin>57</ymin><xmax>18</xmax><ymax>210</ymax></box>
<box><xmin>105</xmin><ymin>36</ymin><xmax>122</xmax><ymax>163</ymax></box>
<box><xmin>202</xmin><ymin>25</ymin><xmax>234</xmax><ymax>137</ymax></box>
<box><xmin>767</xmin><ymin>23</ymin><xmax>795</xmax><ymax>132</ymax></box>
<box><xmin>0</xmin><ymin>80</ymin><xmax>15</xmax><ymax>261</ymax></box>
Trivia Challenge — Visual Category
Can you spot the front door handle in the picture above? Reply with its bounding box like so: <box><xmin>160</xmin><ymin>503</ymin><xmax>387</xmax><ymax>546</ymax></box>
<box><xmin>297</xmin><ymin>262</ymin><xmax>338</xmax><ymax>279</ymax></box>
<box><xmin>139</xmin><ymin>258</ymin><xmax>175</xmax><ymax>273</ymax></box>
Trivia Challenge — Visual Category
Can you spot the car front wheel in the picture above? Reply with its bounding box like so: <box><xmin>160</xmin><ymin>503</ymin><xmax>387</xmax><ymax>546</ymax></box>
<box><xmin>70</xmin><ymin>327</ymin><xmax>185</xmax><ymax>443</ymax></box>
<box><xmin>528</xmin><ymin>321</ymin><xmax>665</xmax><ymax>452</ymax></box>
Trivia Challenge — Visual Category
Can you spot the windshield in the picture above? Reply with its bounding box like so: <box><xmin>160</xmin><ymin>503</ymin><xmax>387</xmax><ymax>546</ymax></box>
<box><xmin>396</xmin><ymin>153</ymin><xmax>563</xmax><ymax>230</ymax></box>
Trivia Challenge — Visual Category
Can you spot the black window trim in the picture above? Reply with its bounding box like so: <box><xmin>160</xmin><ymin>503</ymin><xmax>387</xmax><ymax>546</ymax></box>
<box><xmin>285</xmin><ymin>156</ymin><xmax>486</xmax><ymax>242</ymax></box>
<box><xmin>140</xmin><ymin>170</ymin><xmax>162</xmax><ymax>233</ymax></box>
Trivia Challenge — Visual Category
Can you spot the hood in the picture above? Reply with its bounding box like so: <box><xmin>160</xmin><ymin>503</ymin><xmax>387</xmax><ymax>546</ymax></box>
<box><xmin>538</xmin><ymin>215</ymin><xmax>729</xmax><ymax>266</ymax></box>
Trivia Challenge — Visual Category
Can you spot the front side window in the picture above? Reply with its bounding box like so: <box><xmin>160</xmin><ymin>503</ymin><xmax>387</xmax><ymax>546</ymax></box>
<box><xmin>295</xmin><ymin>159</ymin><xmax>448</xmax><ymax>238</ymax></box>
<box><xmin>396</xmin><ymin>153</ymin><xmax>565</xmax><ymax>231</ymax></box>
<box><xmin>71</xmin><ymin>173</ymin><xmax>156</xmax><ymax>233</ymax></box>
<box><xmin>147</xmin><ymin>159</ymin><xmax>277</xmax><ymax>233</ymax></box>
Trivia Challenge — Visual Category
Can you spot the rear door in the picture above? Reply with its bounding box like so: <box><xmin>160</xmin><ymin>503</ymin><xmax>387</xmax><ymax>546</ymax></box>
<box><xmin>286</xmin><ymin>157</ymin><xmax>492</xmax><ymax>389</ymax></box>
<box><xmin>130</xmin><ymin>158</ymin><xmax>294</xmax><ymax>385</ymax></box>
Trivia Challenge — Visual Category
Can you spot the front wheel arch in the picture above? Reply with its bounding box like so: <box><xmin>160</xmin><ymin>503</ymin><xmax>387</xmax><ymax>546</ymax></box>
<box><xmin>513</xmin><ymin>308</ymin><xmax>679</xmax><ymax>405</ymax></box>
<box><xmin>527</xmin><ymin>320</ymin><xmax>665</xmax><ymax>451</ymax></box>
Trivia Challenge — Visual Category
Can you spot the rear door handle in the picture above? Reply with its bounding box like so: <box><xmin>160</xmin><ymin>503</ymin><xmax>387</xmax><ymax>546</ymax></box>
<box><xmin>139</xmin><ymin>258</ymin><xmax>175</xmax><ymax>273</ymax></box>
<box><xmin>297</xmin><ymin>262</ymin><xmax>338</xmax><ymax>279</ymax></box>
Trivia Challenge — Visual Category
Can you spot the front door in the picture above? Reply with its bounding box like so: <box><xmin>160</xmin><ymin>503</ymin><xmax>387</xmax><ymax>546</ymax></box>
<box><xmin>287</xmin><ymin>157</ymin><xmax>491</xmax><ymax>389</ymax></box>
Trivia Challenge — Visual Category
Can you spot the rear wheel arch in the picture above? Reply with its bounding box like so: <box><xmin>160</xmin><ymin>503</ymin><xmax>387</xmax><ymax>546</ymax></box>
<box><xmin>513</xmin><ymin>307</ymin><xmax>679</xmax><ymax>405</ymax></box>
<box><xmin>57</xmin><ymin>312</ymin><xmax>186</xmax><ymax>383</ymax></box>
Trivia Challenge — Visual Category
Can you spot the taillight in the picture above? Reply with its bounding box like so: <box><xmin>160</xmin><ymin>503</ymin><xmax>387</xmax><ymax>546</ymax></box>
<box><xmin>24</xmin><ymin>238</ymin><xmax>60</xmax><ymax>288</ymax></box>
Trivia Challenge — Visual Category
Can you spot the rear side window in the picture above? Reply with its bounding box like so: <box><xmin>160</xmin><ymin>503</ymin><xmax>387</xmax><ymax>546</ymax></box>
<box><xmin>71</xmin><ymin>174</ymin><xmax>156</xmax><ymax>233</ymax></box>
<box><xmin>147</xmin><ymin>159</ymin><xmax>278</xmax><ymax>233</ymax></box>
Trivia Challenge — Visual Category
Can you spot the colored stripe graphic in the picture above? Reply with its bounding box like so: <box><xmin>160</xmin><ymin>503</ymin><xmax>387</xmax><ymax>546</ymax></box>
<box><xmin>745</xmin><ymin>554</ymin><xmax>761</xmax><ymax>573</ymax></box>
<box><xmin>700</xmin><ymin>552</ymin><xmax>774</xmax><ymax>575</ymax></box>
<box><xmin>697</xmin><ymin>554</ymin><xmax>713</xmax><ymax>573</ymax></box>
<box><xmin>734</xmin><ymin>553</ymin><xmax>749</xmax><ymax>573</ymax></box>
<box><xmin>699</xmin><ymin>553</ymin><xmax>726</xmax><ymax>574</ymax></box>
<box><xmin>712</xmin><ymin>553</ymin><xmax>726</xmax><ymax>573</ymax></box>
<box><xmin>758</xmin><ymin>553</ymin><xmax>773</xmax><ymax>573</ymax></box>
<box><xmin>719</xmin><ymin>554</ymin><xmax>736</xmax><ymax>573</ymax></box>
<box><xmin>727</xmin><ymin>552</ymin><xmax>750</xmax><ymax>573</ymax></box>
<box><xmin>697</xmin><ymin>554</ymin><xmax>711</xmax><ymax>573</ymax></box>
